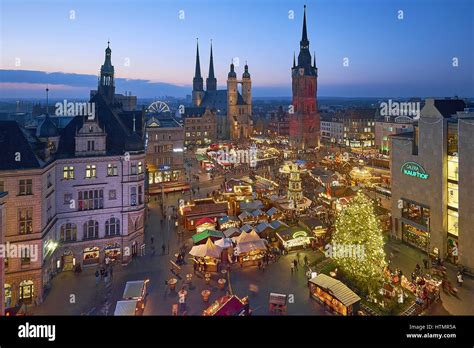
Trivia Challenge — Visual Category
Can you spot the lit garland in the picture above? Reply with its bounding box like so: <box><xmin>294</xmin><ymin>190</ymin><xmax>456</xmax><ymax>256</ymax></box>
<box><xmin>332</xmin><ymin>192</ymin><xmax>387</xmax><ymax>293</ymax></box>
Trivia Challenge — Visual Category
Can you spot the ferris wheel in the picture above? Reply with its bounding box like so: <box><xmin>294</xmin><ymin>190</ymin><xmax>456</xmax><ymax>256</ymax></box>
<box><xmin>147</xmin><ymin>101</ymin><xmax>171</xmax><ymax>114</ymax></box>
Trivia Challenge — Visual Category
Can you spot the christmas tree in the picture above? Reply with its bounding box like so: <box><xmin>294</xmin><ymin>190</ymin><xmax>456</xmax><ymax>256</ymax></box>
<box><xmin>332</xmin><ymin>192</ymin><xmax>387</xmax><ymax>293</ymax></box>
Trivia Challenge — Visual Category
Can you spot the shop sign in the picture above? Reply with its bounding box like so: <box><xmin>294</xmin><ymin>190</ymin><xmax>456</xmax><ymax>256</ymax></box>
<box><xmin>292</xmin><ymin>231</ymin><xmax>307</xmax><ymax>239</ymax></box>
<box><xmin>401</xmin><ymin>162</ymin><xmax>429</xmax><ymax>180</ymax></box>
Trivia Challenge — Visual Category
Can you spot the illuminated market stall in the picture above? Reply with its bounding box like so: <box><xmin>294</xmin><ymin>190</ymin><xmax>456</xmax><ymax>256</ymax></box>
<box><xmin>189</xmin><ymin>238</ymin><xmax>223</xmax><ymax>272</ymax></box>
<box><xmin>308</xmin><ymin>274</ymin><xmax>361</xmax><ymax>316</ymax></box>
<box><xmin>276</xmin><ymin>227</ymin><xmax>315</xmax><ymax>252</ymax></box>
<box><xmin>195</xmin><ymin>217</ymin><xmax>217</xmax><ymax>233</ymax></box>
<box><xmin>235</xmin><ymin>231</ymin><xmax>267</xmax><ymax>267</ymax></box>
<box><xmin>203</xmin><ymin>295</ymin><xmax>250</xmax><ymax>316</ymax></box>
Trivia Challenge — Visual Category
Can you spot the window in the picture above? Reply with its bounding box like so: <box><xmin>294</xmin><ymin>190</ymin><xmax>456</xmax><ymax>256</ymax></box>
<box><xmin>63</xmin><ymin>166</ymin><xmax>74</xmax><ymax>180</ymax></box>
<box><xmin>86</xmin><ymin>165</ymin><xmax>97</xmax><ymax>178</ymax></box>
<box><xmin>78</xmin><ymin>189</ymin><xmax>104</xmax><ymax>211</ymax></box>
<box><xmin>105</xmin><ymin>218</ymin><xmax>120</xmax><ymax>236</ymax></box>
<box><xmin>448</xmin><ymin>210</ymin><xmax>459</xmax><ymax>236</ymax></box>
<box><xmin>0</xmin><ymin>180</ymin><xmax>4</xmax><ymax>192</ymax></box>
<box><xmin>87</xmin><ymin>140</ymin><xmax>95</xmax><ymax>151</ymax></box>
<box><xmin>18</xmin><ymin>207</ymin><xmax>33</xmax><ymax>234</ymax></box>
<box><xmin>107</xmin><ymin>164</ymin><xmax>118</xmax><ymax>176</ymax></box>
<box><xmin>19</xmin><ymin>179</ymin><xmax>33</xmax><ymax>195</ymax></box>
<box><xmin>138</xmin><ymin>185</ymin><xmax>143</xmax><ymax>204</ymax></box>
<box><xmin>19</xmin><ymin>280</ymin><xmax>34</xmax><ymax>302</ymax></box>
<box><xmin>21</xmin><ymin>248</ymin><xmax>31</xmax><ymax>265</ymax></box>
<box><xmin>138</xmin><ymin>162</ymin><xmax>143</xmax><ymax>174</ymax></box>
<box><xmin>64</xmin><ymin>193</ymin><xmax>72</xmax><ymax>205</ymax></box>
<box><xmin>60</xmin><ymin>223</ymin><xmax>77</xmax><ymax>242</ymax></box>
<box><xmin>83</xmin><ymin>220</ymin><xmax>99</xmax><ymax>239</ymax></box>
<box><xmin>109</xmin><ymin>189</ymin><xmax>116</xmax><ymax>200</ymax></box>
<box><xmin>402</xmin><ymin>200</ymin><xmax>430</xmax><ymax>228</ymax></box>
<box><xmin>448</xmin><ymin>182</ymin><xmax>459</xmax><ymax>209</ymax></box>
<box><xmin>130</xmin><ymin>163</ymin><xmax>137</xmax><ymax>175</ymax></box>
<box><xmin>130</xmin><ymin>186</ymin><xmax>137</xmax><ymax>206</ymax></box>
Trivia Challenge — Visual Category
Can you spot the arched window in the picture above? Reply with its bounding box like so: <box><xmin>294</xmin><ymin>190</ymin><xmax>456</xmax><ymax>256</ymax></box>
<box><xmin>83</xmin><ymin>220</ymin><xmax>99</xmax><ymax>239</ymax></box>
<box><xmin>60</xmin><ymin>223</ymin><xmax>77</xmax><ymax>242</ymax></box>
<box><xmin>105</xmin><ymin>218</ymin><xmax>120</xmax><ymax>236</ymax></box>
<box><xmin>19</xmin><ymin>280</ymin><xmax>34</xmax><ymax>303</ymax></box>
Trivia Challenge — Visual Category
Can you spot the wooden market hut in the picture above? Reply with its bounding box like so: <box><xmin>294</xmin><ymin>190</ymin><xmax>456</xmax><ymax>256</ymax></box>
<box><xmin>308</xmin><ymin>274</ymin><xmax>361</xmax><ymax>316</ymax></box>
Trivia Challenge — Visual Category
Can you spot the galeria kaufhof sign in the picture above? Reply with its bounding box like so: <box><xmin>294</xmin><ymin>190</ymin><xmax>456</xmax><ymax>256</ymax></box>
<box><xmin>401</xmin><ymin>162</ymin><xmax>429</xmax><ymax>180</ymax></box>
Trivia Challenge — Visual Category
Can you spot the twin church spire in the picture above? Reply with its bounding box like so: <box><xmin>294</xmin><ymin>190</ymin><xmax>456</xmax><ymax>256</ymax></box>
<box><xmin>193</xmin><ymin>39</ymin><xmax>250</xmax><ymax>92</ymax></box>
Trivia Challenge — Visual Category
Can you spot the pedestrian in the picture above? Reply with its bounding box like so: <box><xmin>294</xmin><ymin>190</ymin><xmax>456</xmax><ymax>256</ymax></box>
<box><xmin>95</xmin><ymin>270</ymin><xmax>100</xmax><ymax>286</ymax></box>
<box><xmin>161</xmin><ymin>244</ymin><xmax>166</xmax><ymax>255</ymax></box>
<box><xmin>457</xmin><ymin>272</ymin><xmax>464</xmax><ymax>287</ymax></box>
<box><xmin>290</xmin><ymin>261</ymin><xmax>294</xmax><ymax>274</ymax></box>
<box><xmin>293</xmin><ymin>259</ymin><xmax>298</xmax><ymax>270</ymax></box>
<box><xmin>151</xmin><ymin>236</ymin><xmax>154</xmax><ymax>245</ymax></box>
<box><xmin>423</xmin><ymin>258</ymin><xmax>428</xmax><ymax>270</ymax></box>
<box><xmin>100</xmin><ymin>267</ymin><xmax>105</xmax><ymax>278</ymax></box>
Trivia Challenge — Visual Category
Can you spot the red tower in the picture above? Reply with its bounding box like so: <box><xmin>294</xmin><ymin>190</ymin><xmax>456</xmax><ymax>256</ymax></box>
<box><xmin>290</xmin><ymin>5</ymin><xmax>319</xmax><ymax>150</ymax></box>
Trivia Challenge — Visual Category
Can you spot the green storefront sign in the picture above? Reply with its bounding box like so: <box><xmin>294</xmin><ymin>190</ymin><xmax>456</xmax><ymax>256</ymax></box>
<box><xmin>401</xmin><ymin>162</ymin><xmax>429</xmax><ymax>180</ymax></box>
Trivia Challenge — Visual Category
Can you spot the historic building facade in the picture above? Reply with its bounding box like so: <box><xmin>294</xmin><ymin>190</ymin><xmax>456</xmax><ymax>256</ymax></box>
<box><xmin>0</xmin><ymin>43</ymin><xmax>146</xmax><ymax>312</ymax></box>
<box><xmin>191</xmin><ymin>42</ymin><xmax>252</xmax><ymax>141</ymax></box>
<box><xmin>290</xmin><ymin>5</ymin><xmax>320</xmax><ymax>150</ymax></box>
<box><xmin>183</xmin><ymin>107</ymin><xmax>217</xmax><ymax>147</ymax></box>
<box><xmin>145</xmin><ymin>115</ymin><xmax>187</xmax><ymax>193</ymax></box>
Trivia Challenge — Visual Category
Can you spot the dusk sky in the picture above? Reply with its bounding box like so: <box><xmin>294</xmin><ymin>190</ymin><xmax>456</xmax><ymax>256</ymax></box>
<box><xmin>0</xmin><ymin>0</ymin><xmax>473</xmax><ymax>98</ymax></box>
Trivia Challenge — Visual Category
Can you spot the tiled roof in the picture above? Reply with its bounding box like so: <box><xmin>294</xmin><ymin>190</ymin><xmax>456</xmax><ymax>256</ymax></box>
<box><xmin>56</xmin><ymin>93</ymin><xmax>144</xmax><ymax>158</ymax></box>
<box><xmin>0</xmin><ymin>121</ymin><xmax>41</xmax><ymax>170</ymax></box>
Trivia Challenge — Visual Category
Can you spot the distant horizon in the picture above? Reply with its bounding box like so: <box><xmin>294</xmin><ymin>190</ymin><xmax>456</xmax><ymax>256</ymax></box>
<box><xmin>1</xmin><ymin>69</ymin><xmax>472</xmax><ymax>101</ymax></box>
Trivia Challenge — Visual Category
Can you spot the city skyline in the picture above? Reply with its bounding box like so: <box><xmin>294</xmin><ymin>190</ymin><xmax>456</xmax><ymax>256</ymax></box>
<box><xmin>1</xmin><ymin>0</ymin><xmax>473</xmax><ymax>98</ymax></box>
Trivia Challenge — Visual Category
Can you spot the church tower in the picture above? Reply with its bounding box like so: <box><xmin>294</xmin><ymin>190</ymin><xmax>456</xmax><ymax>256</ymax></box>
<box><xmin>206</xmin><ymin>42</ymin><xmax>217</xmax><ymax>91</ymax></box>
<box><xmin>290</xmin><ymin>5</ymin><xmax>319</xmax><ymax>150</ymax></box>
<box><xmin>192</xmin><ymin>40</ymin><xmax>205</xmax><ymax>106</ymax></box>
<box><xmin>98</xmin><ymin>41</ymin><xmax>115</xmax><ymax>104</ymax></box>
<box><xmin>242</xmin><ymin>63</ymin><xmax>252</xmax><ymax>115</ymax></box>
<box><xmin>227</xmin><ymin>62</ymin><xmax>238</xmax><ymax>137</ymax></box>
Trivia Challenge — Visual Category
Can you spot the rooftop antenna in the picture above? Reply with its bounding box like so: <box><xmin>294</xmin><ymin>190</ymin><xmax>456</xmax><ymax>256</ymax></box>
<box><xmin>45</xmin><ymin>85</ymin><xmax>50</xmax><ymax>115</ymax></box>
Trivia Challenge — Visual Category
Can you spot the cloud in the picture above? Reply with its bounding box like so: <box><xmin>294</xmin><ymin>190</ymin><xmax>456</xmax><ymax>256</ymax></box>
<box><xmin>0</xmin><ymin>69</ymin><xmax>190</xmax><ymax>98</ymax></box>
